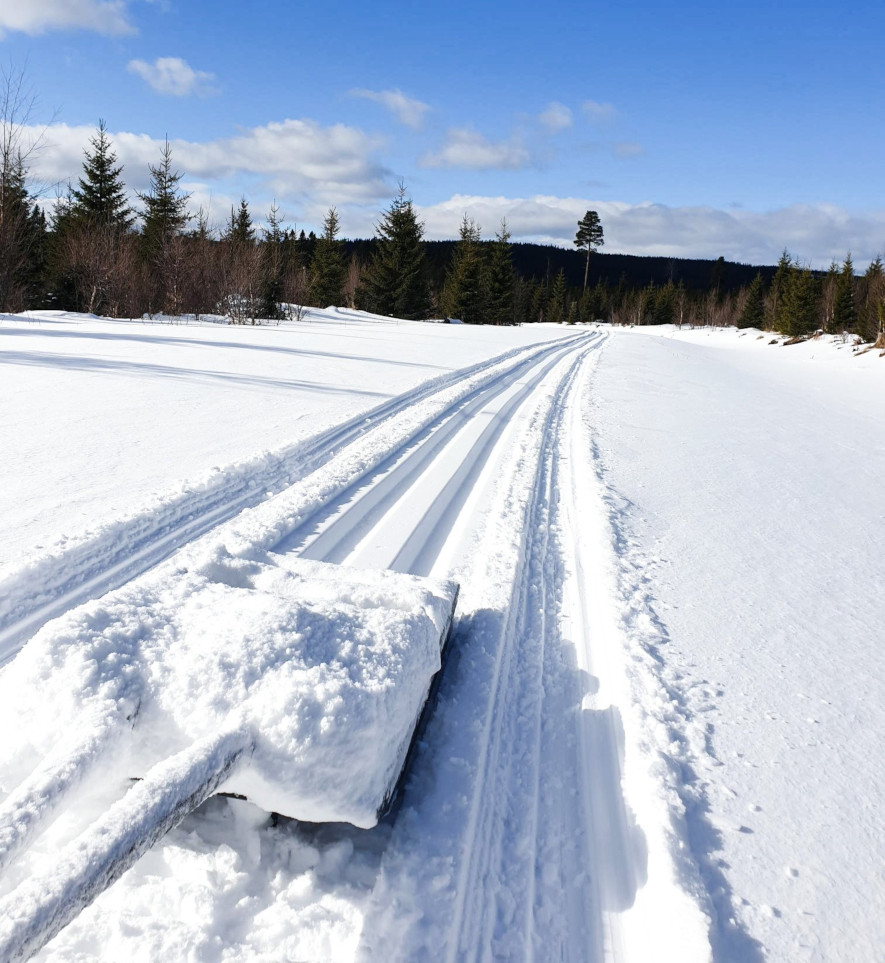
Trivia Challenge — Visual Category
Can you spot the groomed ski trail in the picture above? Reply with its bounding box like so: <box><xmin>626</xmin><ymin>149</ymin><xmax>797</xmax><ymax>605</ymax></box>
<box><xmin>356</xmin><ymin>329</ymin><xmax>708</xmax><ymax>962</ymax></box>
<box><xmin>0</xmin><ymin>334</ymin><xmax>585</xmax><ymax>665</ymax></box>
<box><xmin>17</xmin><ymin>324</ymin><xmax>711</xmax><ymax>962</ymax></box>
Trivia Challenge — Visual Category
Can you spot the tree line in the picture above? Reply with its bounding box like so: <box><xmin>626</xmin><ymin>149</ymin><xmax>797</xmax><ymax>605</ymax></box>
<box><xmin>2</xmin><ymin>108</ymin><xmax>883</xmax><ymax>342</ymax></box>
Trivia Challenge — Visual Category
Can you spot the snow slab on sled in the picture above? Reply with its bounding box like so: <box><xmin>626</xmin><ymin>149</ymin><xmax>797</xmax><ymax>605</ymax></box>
<box><xmin>0</xmin><ymin>549</ymin><xmax>457</xmax><ymax>962</ymax></box>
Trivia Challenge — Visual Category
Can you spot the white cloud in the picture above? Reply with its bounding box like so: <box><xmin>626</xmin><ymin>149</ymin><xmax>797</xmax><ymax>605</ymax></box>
<box><xmin>421</xmin><ymin>128</ymin><xmax>531</xmax><ymax>171</ymax></box>
<box><xmin>582</xmin><ymin>100</ymin><xmax>617</xmax><ymax>124</ymax></box>
<box><xmin>29</xmin><ymin>119</ymin><xmax>392</xmax><ymax>218</ymax></box>
<box><xmin>0</xmin><ymin>0</ymin><xmax>135</xmax><ymax>36</ymax></box>
<box><xmin>415</xmin><ymin>194</ymin><xmax>885</xmax><ymax>268</ymax></box>
<box><xmin>128</xmin><ymin>57</ymin><xmax>218</xmax><ymax>97</ymax></box>
<box><xmin>350</xmin><ymin>88</ymin><xmax>430</xmax><ymax>129</ymax></box>
<box><xmin>538</xmin><ymin>102</ymin><xmax>572</xmax><ymax>132</ymax></box>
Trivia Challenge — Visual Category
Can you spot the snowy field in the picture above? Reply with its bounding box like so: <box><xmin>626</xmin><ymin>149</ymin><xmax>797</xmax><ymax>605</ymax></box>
<box><xmin>0</xmin><ymin>312</ymin><xmax>882</xmax><ymax>961</ymax></box>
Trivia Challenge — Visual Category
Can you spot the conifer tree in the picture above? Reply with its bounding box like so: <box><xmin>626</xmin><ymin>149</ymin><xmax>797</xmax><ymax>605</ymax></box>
<box><xmin>139</xmin><ymin>140</ymin><xmax>190</xmax><ymax>314</ymax></box>
<box><xmin>139</xmin><ymin>140</ymin><xmax>190</xmax><ymax>260</ymax></box>
<box><xmin>309</xmin><ymin>207</ymin><xmax>345</xmax><ymax>307</ymax></box>
<box><xmin>820</xmin><ymin>260</ymin><xmax>839</xmax><ymax>332</ymax></box>
<box><xmin>652</xmin><ymin>279</ymin><xmax>677</xmax><ymax>325</ymax></box>
<box><xmin>860</xmin><ymin>255</ymin><xmax>884</xmax><ymax>342</ymax></box>
<box><xmin>225</xmin><ymin>198</ymin><xmax>254</xmax><ymax>244</ymax></box>
<box><xmin>781</xmin><ymin>266</ymin><xmax>819</xmax><ymax>337</ymax></box>
<box><xmin>484</xmin><ymin>219</ymin><xmax>516</xmax><ymax>325</ymax></box>
<box><xmin>574</xmin><ymin>210</ymin><xmax>604</xmax><ymax>291</ymax></box>
<box><xmin>358</xmin><ymin>185</ymin><xmax>430</xmax><ymax>319</ymax></box>
<box><xmin>69</xmin><ymin>121</ymin><xmax>132</xmax><ymax>228</ymax></box>
<box><xmin>0</xmin><ymin>155</ymin><xmax>45</xmax><ymax>310</ymax></box>
<box><xmin>259</xmin><ymin>201</ymin><xmax>286</xmax><ymax>321</ymax></box>
<box><xmin>737</xmin><ymin>272</ymin><xmax>765</xmax><ymax>328</ymax></box>
<box><xmin>548</xmin><ymin>268</ymin><xmax>568</xmax><ymax>323</ymax></box>
<box><xmin>0</xmin><ymin>68</ymin><xmax>48</xmax><ymax>311</ymax></box>
<box><xmin>766</xmin><ymin>250</ymin><xmax>794</xmax><ymax>331</ymax></box>
<box><xmin>581</xmin><ymin>277</ymin><xmax>609</xmax><ymax>323</ymax></box>
<box><xmin>832</xmin><ymin>254</ymin><xmax>857</xmax><ymax>333</ymax></box>
<box><xmin>442</xmin><ymin>215</ymin><xmax>485</xmax><ymax>323</ymax></box>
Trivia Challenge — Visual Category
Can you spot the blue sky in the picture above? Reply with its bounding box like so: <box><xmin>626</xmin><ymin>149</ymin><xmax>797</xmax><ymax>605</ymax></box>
<box><xmin>3</xmin><ymin>0</ymin><xmax>884</xmax><ymax>266</ymax></box>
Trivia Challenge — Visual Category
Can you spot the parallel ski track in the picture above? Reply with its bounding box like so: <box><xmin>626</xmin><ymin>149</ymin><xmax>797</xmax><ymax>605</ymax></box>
<box><xmin>442</xmin><ymin>335</ymin><xmax>608</xmax><ymax>961</ymax></box>
<box><xmin>0</xmin><ymin>334</ymin><xmax>588</xmax><ymax>665</ymax></box>
<box><xmin>273</xmin><ymin>336</ymin><xmax>591</xmax><ymax>571</ymax></box>
<box><xmin>5</xmin><ymin>328</ymin><xmax>611</xmax><ymax>963</ymax></box>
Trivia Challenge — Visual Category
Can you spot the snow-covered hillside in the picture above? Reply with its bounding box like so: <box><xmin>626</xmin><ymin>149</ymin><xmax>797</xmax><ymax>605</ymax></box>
<box><xmin>0</xmin><ymin>312</ymin><xmax>882</xmax><ymax>961</ymax></box>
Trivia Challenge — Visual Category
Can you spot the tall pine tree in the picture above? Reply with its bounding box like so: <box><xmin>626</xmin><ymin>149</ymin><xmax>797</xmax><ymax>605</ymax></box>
<box><xmin>442</xmin><ymin>215</ymin><xmax>485</xmax><ymax>323</ymax></box>
<box><xmin>139</xmin><ymin>140</ymin><xmax>190</xmax><ymax>314</ymax></box>
<box><xmin>574</xmin><ymin>210</ymin><xmax>604</xmax><ymax>291</ymax></box>
<box><xmin>68</xmin><ymin>121</ymin><xmax>132</xmax><ymax>228</ymax></box>
<box><xmin>766</xmin><ymin>250</ymin><xmax>794</xmax><ymax>331</ymax></box>
<box><xmin>358</xmin><ymin>185</ymin><xmax>430</xmax><ymax>319</ymax></box>
<box><xmin>860</xmin><ymin>255</ymin><xmax>884</xmax><ymax>342</ymax></box>
<box><xmin>832</xmin><ymin>254</ymin><xmax>857</xmax><ymax>333</ymax></box>
<box><xmin>309</xmin><ymin>207</ymin><xmax>345</xmax><ymax>307</ymax></box>
<box><xmin>484</xmin><ymin>219</ymin><xmax>516</xmax><ymax>325</ymax></box>
<box><xmin>260</xmin><ymin>202</ymin><xmax>287</xmax><ymax>321</ymax></box>
<box><xmin>139</xmin><ymin>140</ymin><xmax>189</xmax><ymax>261</ymax></box>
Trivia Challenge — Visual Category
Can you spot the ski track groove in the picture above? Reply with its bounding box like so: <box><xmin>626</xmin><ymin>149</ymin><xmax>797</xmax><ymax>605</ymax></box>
<box><xmin>441</xmin><ymin>336</ymin><xmax>605</xmax><ymax>962</ymax></box>
<box><xmin>285</xmin><ymin>342</ymin><xmax>577</xmax><ymax>572</ymax></box>
<box><xmin>0</xmin><ymin>335</ymin><xmax>588</xmax><ymax>665</ymax></box>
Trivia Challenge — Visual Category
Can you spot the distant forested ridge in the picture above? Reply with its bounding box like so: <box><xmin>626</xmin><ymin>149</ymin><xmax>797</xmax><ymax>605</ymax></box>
<box><xmin>351</xmin><ymin>240</ymin><xmax>778</xmax><ymax>297</ymax></box>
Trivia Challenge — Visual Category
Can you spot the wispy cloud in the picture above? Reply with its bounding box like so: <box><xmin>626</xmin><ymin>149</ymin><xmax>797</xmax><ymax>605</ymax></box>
<box><xmin>582</xmin><ymin>100</ymin><xmax>617</xmax><ymax>124</ymax></box>
<box><xmin>350</xmin><ymin>88</ymin><xmax>430</xmax><ymax>130</ymax></box>
<box><xmin>128</xmin><ymin>57</ymin><xmax>218</xmax><ymax>97</ymax></box>
<box><xmin>420</xmin><ymin>128</ymin><xmax>531</xmax><ymax>171</ymax></box>
<box><xmin>538</xmin><ymin>102</ymin><xmax>573</xmax><ymax>132</ymax></box>
<box><xmin>0</xmin><ymin>0</ymin><xmax>135</xmax><ymax>36</ymax></box>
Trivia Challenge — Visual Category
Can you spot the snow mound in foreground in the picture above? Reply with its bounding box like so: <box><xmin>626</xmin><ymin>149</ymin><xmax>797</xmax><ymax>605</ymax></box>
<box><xmin>0</xmin><ymin>550</ymin><xmax>457</xmax><ymax>828</ymax></box>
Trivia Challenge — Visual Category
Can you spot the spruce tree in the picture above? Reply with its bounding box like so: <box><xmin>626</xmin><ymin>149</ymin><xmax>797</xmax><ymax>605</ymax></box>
<box><xmin>225</xmin><ymin>198</ymin><xmax>254</xmax><ymax>244</ymax></box>
<box><xmin>0</xmin><ymin>156</ymin><xmax>45</xmax><ymax>310</ymax></box>
<box><xmin>781</xmin><ymin>267</ymin><xmax>819</xmax><ymax>337</ymax></box>
<box><xmin>309</xmin><ymin>207</ymin><xmax>345</xmax><ymax>307</ymax></box>
<box><xmin>139</xmin><ymin>140</ymin><xmax>189</xmax><ymax>261</ymax></box>
<box><xmin>484</xmin><ymin>219</ymin><xmax>516</xmax><ymax>325</ymax></box>
<box><xmin>442</xmin><ymin>215</ymin><xmax>485</xmax><ymax>323</ymax></box>
<box><xmin>139</xmin><ymin>140</ymin><xmax>190</xmax><ymax>314</ymax></box>
<box><xmin>574</xmin><ymin>210</ymin><xmax>604</xmax><ymax>291</ymax></box>
<box><xmin>767</xmin><ymin>250</ymin><xmax>794</xmax><ymax>331</ymax></box>
<box><xmin>652</xmin><ymin>279</ymin><xmax>677</xmax><ymax>325</ymax></box>
<box><xmin>548</xmin><ymin>268</ymin><xmax>568</xmax><ymax>323</ymax></box>
<box><xmin>832</xmin><ymin>254</ymin><xmax>857</xmax><ymax>333</ymax></box>
<box><xmin>582</xmin><ymin>277</ymin><xmax>609</xmax><ymax>323</ymax></box>
<box><xmin>737</xmin><ymin>272</ymin><xmax>765</xmax><ymax>328</ymax></box>
<box><xmin>259</xmin><ymin>201</ymin><xmax>286</xmax><ymax>321</ymax></box>
<box><xmin>860</xmin><ymin>255</ymin><xmax>884</xmax><ymax>342</ymax></box>
<box><xmin>358</xmin><ymin>185</ymin><xmax>430</xmax><ymax>319</ymax></box>
<box><xmin>69</xmin><ymin>121</ymin><xmax>132</xmax><ymax>228</ymax></box>
<box><xmin>821</xmin><ymin>260</ymin><xmax>839</xmax><ymax>332</ymax></box>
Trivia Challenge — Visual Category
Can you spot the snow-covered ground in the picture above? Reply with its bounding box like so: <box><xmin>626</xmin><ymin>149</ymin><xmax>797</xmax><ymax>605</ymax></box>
<box><xmin>589</xmin><ymin>326</ymin><xmax>885</xmax><ymax>962</ymax></box>
<box><xmin>0</xmin><ymin>313</ymin><xmax>882</xmax><ymax>961</ymax></box>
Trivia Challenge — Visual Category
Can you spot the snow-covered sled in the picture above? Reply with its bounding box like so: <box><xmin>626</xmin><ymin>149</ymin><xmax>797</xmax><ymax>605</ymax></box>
<box><xmin>0</xmin><ymin>549</ymin><xmax>458</xmax><ymax>961</ymax></box>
